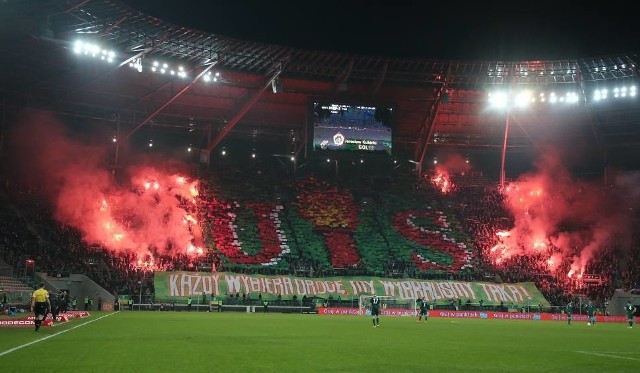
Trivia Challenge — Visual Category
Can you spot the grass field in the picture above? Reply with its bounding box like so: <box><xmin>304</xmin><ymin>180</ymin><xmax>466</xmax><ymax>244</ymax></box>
<box><xmin>1</xmin><ymin>311</ymin><xmax>638</xmax><ymax>372</ymax></box>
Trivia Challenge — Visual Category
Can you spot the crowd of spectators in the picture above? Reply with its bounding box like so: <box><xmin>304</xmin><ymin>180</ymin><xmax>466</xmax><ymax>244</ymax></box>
<box><xmin>1</xmin><ymin>161</ymin><xmax>638</xmax><ymax>310</ymax></box>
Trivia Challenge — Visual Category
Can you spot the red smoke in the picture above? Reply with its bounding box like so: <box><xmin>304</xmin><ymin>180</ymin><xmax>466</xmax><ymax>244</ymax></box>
<box><xmin>9</xmin><ymin>110</ymin><xmax>203</xmax><ymax>268</ymax></box>
<box><xmin>430</xmin><ymin>153</ymin><xmax>471</xmax><ymax>193</ymax></box>
<box><xmin>491</xmin><ymin>149</ymin><xmax>635</xmax><ymax>279</ymax></box>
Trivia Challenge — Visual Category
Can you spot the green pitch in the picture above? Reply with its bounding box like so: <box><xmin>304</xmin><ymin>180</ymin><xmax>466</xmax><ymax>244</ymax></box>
<box><xmin>1</xmin><ymin>311</ymin><xmax>638</xmax><ymax>372</ymax></box>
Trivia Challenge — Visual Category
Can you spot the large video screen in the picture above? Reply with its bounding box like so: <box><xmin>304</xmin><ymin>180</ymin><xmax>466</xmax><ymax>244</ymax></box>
<box><xmin>312</xmin><ymin>102</ymin><xmax>393</xmax><ymax>155</ymax></box>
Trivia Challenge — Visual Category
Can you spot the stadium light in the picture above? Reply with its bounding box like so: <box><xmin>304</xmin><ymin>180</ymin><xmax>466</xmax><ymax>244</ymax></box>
<box><xmin>488</xmin><ymin>92</ymin><xmax>508</xmax><ymax>109</ymax></box>
<box><xmin>487</xmin><ymin>87</ymin><xmax>582</xmax><ymax>187</ymax></box>
<box><xmin>72</xmin><ymin>45</ymin><xmax>215</xmax><ymax>82</ymax></box>
<box><xmin>145</xmin><ymin>60</ymin><xmax>189</xmax><ymax>79</ymax></box>
<box><xmin>514</xmin><ymin>91</ymin><xmax>532</xmax><ymax>108</ymax></box>
<box><xmin>591</xmin><ymin>85</ymin><xmax>635</xmax><ymax>102</ymax></box>
<box><xmin>490</xmin><ymin>89</ymin><xmax>580</xmax><ymax>108</ymax></box>
<box><xmin>73</xmin><ymin>40</ymin><xmax>115</xmax><ymax>63</ymax></box>
<box><xmin>128</xmin><ymin>58</ymin><xmax>143</xmax><ymax>73</ymax></box>
<box><xmin>203</xmin><ymin>71</ymin><xmax>219</xmax><ymax>83</ymax></box>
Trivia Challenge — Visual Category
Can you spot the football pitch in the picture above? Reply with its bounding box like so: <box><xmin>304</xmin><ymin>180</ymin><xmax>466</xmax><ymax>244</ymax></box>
<box><xmin>1</xmin><ymin>311</ymin><xmax>638</xmax><ymax>372</ymax></box>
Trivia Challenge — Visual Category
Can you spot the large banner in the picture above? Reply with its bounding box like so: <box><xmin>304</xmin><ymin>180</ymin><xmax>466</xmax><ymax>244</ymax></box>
<box><xmin>154</xmin><ymin>271</ymin><xmax>548</xmax><ymax>306</ymax></box>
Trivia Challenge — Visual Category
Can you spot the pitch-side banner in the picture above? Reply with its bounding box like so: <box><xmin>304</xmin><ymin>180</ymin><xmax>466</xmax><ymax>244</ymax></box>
<box><xmin>153</xmin><ymin>271</ymin><xmax>548</xmax><ymax>306</ymax></box>
<box><xmin>317</xmin><ymin>308</ymin><xmax>638</xmax><ymax>323</ymax></box>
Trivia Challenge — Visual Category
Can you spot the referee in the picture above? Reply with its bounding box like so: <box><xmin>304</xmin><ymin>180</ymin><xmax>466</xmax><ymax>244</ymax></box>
<box><xmin>30</xmin><ymin>282</ymin><xmax>51</xmax><ymax>332</ymax></box>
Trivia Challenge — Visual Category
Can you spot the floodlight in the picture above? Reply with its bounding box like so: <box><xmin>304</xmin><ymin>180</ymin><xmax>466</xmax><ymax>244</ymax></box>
<box><xmin>73</xmin><ymin>40</ymin><xmax>83</xmax><ymax>54</ymax></box>
<box><xmin>514</xmin><ymin>91</ymin><xmax>531</xmax><ymax>108</ymax></box>
<box><xmin>488</xmin><ymin>92</ymin><xmax>508</xmax><ymax>109</ymax></box>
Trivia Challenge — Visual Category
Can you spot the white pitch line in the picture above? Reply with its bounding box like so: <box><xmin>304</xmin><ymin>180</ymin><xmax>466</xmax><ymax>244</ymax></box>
<box><xmin>582</xmin><ymin>352</ymin><xmax>640</xmax><ymax>355</ymax></box>
<box><xmin>576</xmin><ymin>351</ymin><xmax>640</xmax><ymax>361</ymax></box>
<box><xmin>0</xmin><ymin>311</ymin><xmax>119</xmax><ymax>358</ymax></box>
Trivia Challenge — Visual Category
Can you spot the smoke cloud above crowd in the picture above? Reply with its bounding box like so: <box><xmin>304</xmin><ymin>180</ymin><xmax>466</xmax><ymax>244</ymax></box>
<box><xmin>8</xmin><ymin>110</ymin><xmax>203</xmax><ymax>266</ymax></box>
<box><xmin>428</xmin><ymin>150</ymin><xmax>638</xmax><ymax>279</ymax></box>
<box><xmin>7</xmin><ymin>111</ymin><xmax>638</xmax><ymax>279</ymax></box>
<box><xmin>497</xmin><ymin>149</ymin><xmax>635</xmax><ymax>277</ymax></box>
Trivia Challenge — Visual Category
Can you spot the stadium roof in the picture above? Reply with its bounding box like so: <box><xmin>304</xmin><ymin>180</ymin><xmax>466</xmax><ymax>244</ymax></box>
<box><xmin>0</xmin><ymin>0</ymin><xmax>639</xmax><ymax>170</ymax></box>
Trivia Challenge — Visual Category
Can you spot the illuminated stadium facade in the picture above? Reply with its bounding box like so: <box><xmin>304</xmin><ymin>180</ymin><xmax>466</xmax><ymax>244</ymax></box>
<box><xmin>1</xmin><ymin>0</ymin><xmax>639</xmax><ymax>177</ymax></box>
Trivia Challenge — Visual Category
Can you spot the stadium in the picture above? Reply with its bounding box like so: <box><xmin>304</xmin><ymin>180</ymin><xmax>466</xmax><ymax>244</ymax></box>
<box><xmin>0</xmin><ymin>1</ymin><xmax>639</xmax><ymax>371</ymax></box>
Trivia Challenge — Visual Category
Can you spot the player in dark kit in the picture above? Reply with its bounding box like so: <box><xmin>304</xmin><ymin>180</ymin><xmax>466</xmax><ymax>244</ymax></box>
<box><xmin>585</xmin><ymin>300</ymin><xmax>596</xmax><ymax>326</ymax></box>
<box><xmin>565</xmin><ymin>301</ymin><xmax>573</xmax><ymax>326</ymax></box>
<box><xmin>49</xmin><ymin>291</ymin><xmax>60</xmax><ymax>322</ymax></box>
<box><xmin>417</xmin><ymin>297</ymin><xmax>429</xmax><ymax>323</ymax></box>
<box><xmin>625</xmin><ymin>301</ymin><xmax>636</xmax><ymax>329</ymax></box>
<box><xmin>369</xmin><ymin>294</ymin><xmax>380</xmax><ymax>328</ymax></box>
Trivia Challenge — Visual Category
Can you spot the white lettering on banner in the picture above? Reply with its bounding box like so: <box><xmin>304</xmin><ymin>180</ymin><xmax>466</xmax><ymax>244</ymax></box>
<box><xmin>322</xmin><ymin>308</ymin><xmax>361</xmax><ymax>316</ymax></box>
<box><xmin>272</xmin><ymin>277</ymin><xmax>283</xmax><ymax>295</ymax></box>
<box><xmin>251</xmin><ymin>277</ymin><xmax>262</xmax><ymax>292</ymax></box>
<box><xmin>169</xmin><ymin>274</ymin><xmax>221</xmax><ymax>296</ymax></box>
<box><xmin>437</xmin><ymin>311</ymin><xmax>480</xmax><ymax>318</ymax></box>
<box><xmin>508</xmin><ymin>285</ymin><xmax>524</xmax><ymax>302</ymax></box>
<box><xmin>454</xmin><ymin>282</ymin><xmax>474</xmax><ymax>300</ymax></box>
<box><xmin>418</xmin><ymin>279</ymin><xmax>476</xmax><ymax>300</ymax></box>
<box><xmin>437</xmin><ymin>282</ymin><xmax>456</xmax><ymax>299</ymax></box>
<box><xmin>162</xmin><ymin>273</ymin><xmax>546</xmax><ymax>303</ymax></box>
<box><xmin>517</xmin><ymin>285</ymin><xmax>532</xmax><ymax>300</ymax></box>
<box><xmin>491</xmin><ymin>313</ymin><xmax>536</xmax><ymax>320</ymax></box>
<box><xmin>364</xmin><ymin>280</ymin><xmax>374</xmax><ymax>294</ymax></box>
<box><xmin>348</xmin><ymin>280</ymin><xmax>373</xmax><ymax>295</ymax></box>
<box><xmin>422</xmin><ymin>282</ymin><xmax>437</xmax><ymax>300</ymax></box>
<box><xmin>294</xmin><ymin>279</ymin><xmax>305</xmax><ymax>295</ymax></box>
<box><xmin>265</xmin><ymin>278</ymin><xmax>274</xmax><ymax>293</ymax></box>
<box><xmin>212</xmin><ymin>275</ymin><xmax>220</xmax><ymax>295</ymax></box>
<box><xmin>305</xmin><ymin>280</ymin><xmax>316</xmax><ymax>294</ymax></box>
<box><xmin>191</xmin><ymin>275</ymin><xmax>201</xmax><ymax>296</ymax></box>
<box><xmin>0</xmin><ymin>319</ymin><xmax>36</xmax><ymax>327</ymax></box>
<box><xmin>503</xmin><ymin>285</ymin><xmax>518</xmax><ymax>301</ymax></box>
<box><xmin>180</xmin><ymin>274</ymin><xmax>192</xmax><ymax>296</ymax></box>
<box><xmin>387</xmin><ymin>281</ymin><xmax>476</xmax><ymax>301</ymax></box>
<box><xmin>239</xmin><ymin>275</ymin><xmax>250</xmax><ymax>293</ymax></box>
<box><xmin>294</xmin><ymin>279</ymin><xmax>348</xmax><ymax>296</ymax></box>
<box><xmin>281</xmin><ymin>277</ymin><xmax>294</xmax><ymax>295</ymax></box>
<box><xmin>226</xmin><ymin>275</ymin><xmax>242</xmax><ymax>294</ymax></box>
<box><xmin>379</xmin><ymin>280</ymin><xmax>396</xmax><ymax>296</ymax></box>
<box><xmin>222</xmin><ymin>275</ymin><xmax>293</xmax><ymax>295</ymax></box>
<box><xmin>399</xmin><ymin>281</ymin><xmax>413</xmax><ymax>299</ymax></box>
<box><xmin>478</xmin><ymin>284</ymin><xmax>530</xmax><ymax>303</ymax></box>
<box><xmin>201</xmin><ymin>277</ymin><xmax>212</xmax><ymax>295</ymax></box>
<box><xmin>480</xmin><ymin>284</ymin><xmax>510</xmax><ymax>302</ymax></box>
<box><xmin>169</xmin><ymin>274</ymin><xmax>179</xmax><ymax>296</ymax></box>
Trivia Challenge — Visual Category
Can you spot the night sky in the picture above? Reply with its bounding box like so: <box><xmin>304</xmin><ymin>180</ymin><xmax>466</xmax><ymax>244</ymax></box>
<box><xmin>120</xmin><ymin>0</ymin><xmax>639</xmax><ymax>61</ymax></box>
